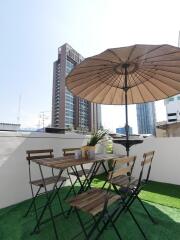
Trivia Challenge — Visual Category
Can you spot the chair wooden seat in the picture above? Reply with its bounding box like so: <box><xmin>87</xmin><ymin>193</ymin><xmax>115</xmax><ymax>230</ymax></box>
<box><xmin>30</xmin><ymin>175</ymin><xmax>67</xmax><ymax>187</ymax></box>
<box><xmin>68</xmin><ymin>188</ymin><xmax>121</xmax><ymax>216</ymax></box>
<box><xmin>110</xmin><ymin>175</ymin><xmax>137</xmax><ymax>187</ymax></box>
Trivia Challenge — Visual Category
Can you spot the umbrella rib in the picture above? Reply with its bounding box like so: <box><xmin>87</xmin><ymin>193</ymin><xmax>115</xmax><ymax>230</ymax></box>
<box><xmin>138</xmin><ymin>69</ymin><xmax>180</xmax><ymax>93</ymax></box>
<box><xmin>128</xmin><ymin>75</ymin><xmax>135</xmax><ymax>104</ymax></box>
<box><xmin>139</xmin><ymin>67</ymin><xmax>180</xmax><ymax>85</ymax></box>
<box><xmin>68</xmin><ymin>70</ymin><xmax>115</xmax><ymax>91</ymax></box>
<box><xmin>131</xmin><ymin>45</ymin><xmax>165</xmax><ymax>61</ymax></box>
<box><xmin>134</xmin><ymin>71</ymin><xmax>160</xmax><ymax>100</ymax></box>
<box><xmin>137</xmin><ymin>69</ymin><xmax>170</xmax><ymax>97</ymax></box>
<box><xmin>107</xmin><ymin>49</ymin><xmax>123</xmax><ymax>62</ymax></box>
<box><xmin>91</xmin><ymin>57</ymin><xmax>119</xmax><ymax>64</ymax></box>
<box><xmin>110</xmin><ymin>74</ymin><xmax>124</xmax><ymax>105</ymax></box>
<box><xmin>67</xmin><ymin>65</ymin><xmax>113</xmax><ymax>77</ymax></box>
<box><xmin>77</xmin><ymin>63</ymin><xmax>113</xmax><ymax>69</ymax></box>
<box><xmin>136</xmin><ymin>49</ymin><xmax>180</xmax><ymax>63</ymax></box>
<box><xmin>81</xmin><ymin>70</ymin><xmax>116</xmax><ymax>103</ymax></box>
<box><xmin>127</xmin><ymin>45</ymin><xmax>137</xmax><ymax>61</ymax></box>
<box><xmin>67</xmin><ymin>67</ymin><xmax>113</xmax><ymax>83</ymax></box>
<box><xmin>90</xmin><ymin>72</ymin><xmax>118</xmax><ymax>103</ymax></box>
<box><xmin>139</xmin><ymin>65</ymin><xmax>180</xmax><ymax>76</ymax></box>
<box><xmin>131</xmin><ymin>73</ymin><xmax>147</xmax><ymax>102</ymax></box>
<box><xmin>143</xmin><ymin>59</ymin><xmax>180</xmax><ymax>65</ymax></box>
<box><xmin>71</xmin><ymin>70</ymin><xmax>116</xmax><ymax>97</ymax></box>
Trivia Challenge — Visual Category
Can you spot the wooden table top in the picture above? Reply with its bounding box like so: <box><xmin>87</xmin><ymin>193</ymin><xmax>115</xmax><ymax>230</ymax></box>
<box><xmin>32</xmin><ymin>153</ymin><xmax>123</xmax><ymax>170</ymax></box>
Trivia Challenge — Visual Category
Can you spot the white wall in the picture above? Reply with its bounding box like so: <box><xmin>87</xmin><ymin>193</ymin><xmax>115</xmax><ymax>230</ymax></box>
<box><xmin>0</xmin><ymin>132</ymin><xmax>180</xmax><ymax>209</ymax></box>
<box><xmin>113</xmin><ymin>137</ymin><xmax>180</xmax><ymax>185</ymax></box>
<box><xmin>0</xmin><ymin>131</ymin><xmax>89</xmax><ymax>209</ymax></box>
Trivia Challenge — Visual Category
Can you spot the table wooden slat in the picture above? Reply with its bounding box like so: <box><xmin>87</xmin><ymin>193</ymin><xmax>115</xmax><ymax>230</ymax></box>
<box><xmin>32</xmin><ymin>154</ymin><xmax>123</xmax><ymax>169</ymax></box>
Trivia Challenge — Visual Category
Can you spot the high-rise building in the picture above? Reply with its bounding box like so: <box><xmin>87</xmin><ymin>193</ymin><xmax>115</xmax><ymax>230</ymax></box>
<box><xmin>164</xmin><ymin>95</ymin><xmax>180</xmax><ymax>122</ymax></box>
<box><xmin>51</xmin><ymin>43</ymin><xmax>101</xmax><ymax>131</ymax></box>
<box><xmin>136</xmin><ymin>102</ymin><xmax>156</xmax><ymax>135</ymax></box>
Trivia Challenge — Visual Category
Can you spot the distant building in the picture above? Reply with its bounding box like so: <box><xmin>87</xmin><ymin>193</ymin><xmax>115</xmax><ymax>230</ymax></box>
<box><xmin>156</xmin><ymin>121</ymin><xmax>180</xmax><ymax>137</ymax></box>
<box><xmin>136</xmin><ymin>102</ymin><xmax>156</xmax><ymax>135</ymax></box>
<box><xmin>0</xmin><ymin>123</ymin><xmax>20</xmax><ymax>131</ymax></box>
<box><xmin>116</xmin><ymin>125</ymin><xmax>133</xmax><ymax>135</ymax></box>
<box><xmin>51</xmin><ymin>43</ymin><xmax>101</xmax><ymax>131</ymax></box>
<box><xmin>164</xmin><ymin>95</ymin><xmax>180</xmax><ymax>122</ymax></box>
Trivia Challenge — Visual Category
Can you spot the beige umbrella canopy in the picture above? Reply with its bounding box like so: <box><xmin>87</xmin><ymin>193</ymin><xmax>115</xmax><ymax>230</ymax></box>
<box><xmin>66</xmin><ymin>44</ymin><xmax>180</xmax><ymax>155</ymax></box>
<box><xmin>66</xmin><ymin>44</ymin><xmax>180</xmax><ymax>105</ymax></box>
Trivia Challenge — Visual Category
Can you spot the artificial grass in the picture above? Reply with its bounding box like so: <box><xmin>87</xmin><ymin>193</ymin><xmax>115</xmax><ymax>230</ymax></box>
<box><xmin>93</xmin><ymin>175</ymin><xmax>180</xmax><ymax>209</ymax></box>
<box><xmin>139</xmin><ymin>181</ymin><xmax>180</xmax><ymax>209</ymax></box>
<box><xmin>0</xmin><ymin>182</ymin><xmax>180</xmax><ymax>240</ymax></box>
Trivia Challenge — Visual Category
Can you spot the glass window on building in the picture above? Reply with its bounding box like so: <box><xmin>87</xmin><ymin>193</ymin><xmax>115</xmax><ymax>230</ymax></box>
<box><xmin>66</xmin><ymin>59</ymin><xmax>75</xmax><ymax>76</ymax></box>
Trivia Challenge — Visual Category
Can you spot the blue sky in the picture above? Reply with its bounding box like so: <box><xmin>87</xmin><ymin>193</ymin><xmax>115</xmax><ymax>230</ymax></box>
<box><xmin>1</xmin><ymin>0</ymin><xmax>180</xmax><ymax>131</ymax></box>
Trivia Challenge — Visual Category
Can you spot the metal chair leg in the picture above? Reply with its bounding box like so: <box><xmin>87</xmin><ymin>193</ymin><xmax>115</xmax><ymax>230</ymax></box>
<box><xmin>137</xmin><ymin>196</ymin><xmax>156</xmax><ymax>224</ymax></box>
<box><xmin>64</xmin><ymin>178</ymin><xmax>78</xmax><ymax>200</ymax></box>
<box><xmin>55</xmin><ymin>183</ymin><xmax>67</xmax><ymax>218</ymax></box>
<box><xmin>24</xmin><ymin>186</ymin><xmax>41</xmax><ymax>217</ymax></box>
<box><xmin>74</xmin><ymin>208</ymin><xmax>89</xmax><ymax>240</ymax></box>
<box><xmin>126</xmin><ymin>206</ymin><xmax>148</xmax><ymax>240</ymax></box>
<box><xmin>32</xmin><ymin>167</ymin><xmax>63</xmax><ymax>240</ymax></box>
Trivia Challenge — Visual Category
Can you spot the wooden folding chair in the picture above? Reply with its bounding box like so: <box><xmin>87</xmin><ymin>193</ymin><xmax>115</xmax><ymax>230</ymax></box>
<box><xmin>127</xmin><ymin>151</ymin><xmax>156</xmax><ymax>224</ymax></box>
<box><xmin>108</xmin><ymin>155</ymin><xmax>137</xmax><ymax>191</ymax></box>
<box><xmin>24</xmin><ymin>149</ymin><xmax>67</xmax><ymax>228</ymax></box>
<box><xmin>106</xmin><ymin>151</ymin><xmax>156</xmax><ymax>237</ymax></box>
<box><xmin>67</xmin><ymin>155</ymin><xmax>148</xmax><ymax>240</ymax></box>
<box><xmin>67</xmin><ymin>180</ymin><xmax>122</xmax><ymax>239</ymax></box>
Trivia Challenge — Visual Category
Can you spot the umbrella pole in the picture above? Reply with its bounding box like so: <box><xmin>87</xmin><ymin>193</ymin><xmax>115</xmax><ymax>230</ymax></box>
<box><xmin>123</xmin><ymin>64</ymin><xmax>129</xmax><ymax>156</ymax></box>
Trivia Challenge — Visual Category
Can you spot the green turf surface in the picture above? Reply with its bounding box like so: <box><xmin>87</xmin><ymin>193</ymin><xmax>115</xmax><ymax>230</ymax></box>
<box><xmin>139</xmin><ymin>181</ymin><xmax>180</xmax><ymax>209</ymax></box>
<box><xmin>93</xmin><ymin>175</ymin><xmax>180</xmax><ymax>209</ymax></box>
<box><xmin>0</xmin><ymin>182</ymin><xmax>180</xmax><ymax>240</ymax></box>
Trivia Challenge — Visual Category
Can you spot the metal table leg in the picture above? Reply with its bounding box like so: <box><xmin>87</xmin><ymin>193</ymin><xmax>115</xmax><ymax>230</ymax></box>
<box><xmin>32</xmin><ymin>166</ymin><xmax>64</xmax><ymax>240</ymax></box>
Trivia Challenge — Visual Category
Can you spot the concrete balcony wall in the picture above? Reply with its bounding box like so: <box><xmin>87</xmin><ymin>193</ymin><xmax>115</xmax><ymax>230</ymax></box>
<box><xmin>113</xmin><ymin>136</ymin><xmax>180</xmax><ymax>185</ymax></box>
<box><xmin>1</xmin><ymin>132</ymin><xmax>180</xmax><ymax>209</ymax></box>
<box><xmin>0</xmin><ymin>132</ymin><xmax>91</xmax><ymax>209</ymax></box>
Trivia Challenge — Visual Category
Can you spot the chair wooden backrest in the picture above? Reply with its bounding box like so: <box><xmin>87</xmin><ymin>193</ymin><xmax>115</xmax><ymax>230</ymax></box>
<box><xmin>101</xmin><ymin>156</ymin><xmax>136</xmax><ymax>211</ymax></box>
<box><xmin>26</xmin><ymin>149</ymin><xmax>54</xmax><ymax>184</ymax></box>
<box><xmin>26</xmin><ymin>149</ymin><xmax>54</xmax><ymax>162</ymax></box>
<box><xmin>62</xmin><ymin>148</ymin><xmax>81</xmax><ymax>156</ymax></box>
<box><xmin>139</xmin><ymin>150</ymin><xmax>155</xmax><ymax>184</ymax></box>
<box><xmin>108</xmin><ymin>156</ymin><xmax>136</xmax><ymax>181</ymax></box>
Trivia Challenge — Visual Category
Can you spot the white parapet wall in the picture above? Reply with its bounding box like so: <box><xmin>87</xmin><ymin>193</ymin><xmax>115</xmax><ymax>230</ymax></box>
<box><xmin>1</xmin><ymin>132</ymin><xmax>180</xmax><ymax>209</ymax></box>
<box><xmin>0</xmin><ymin>131</ymin><xmax>91</xmax><ymax>209</ymax></box>
<box><xmin>113</xmin><ymin>136</ymin><xmax>180</xmax><ymax>186</ymax></box>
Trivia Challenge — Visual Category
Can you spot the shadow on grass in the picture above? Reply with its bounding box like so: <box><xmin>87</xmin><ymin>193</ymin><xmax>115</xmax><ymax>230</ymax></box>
<box><xmin>0</xmin><ymin>185</ymin><xmax>180</xmax><ymax>240</ymax></box>
<box><xmin>143</xmin><ymin>181</ymin><xmax>180</xmax><ymax>199</ymax></box>
<box><xmin>139</xmin><ymin>181</ymin><xmax>180</xmax><ymax>209</ymax></box>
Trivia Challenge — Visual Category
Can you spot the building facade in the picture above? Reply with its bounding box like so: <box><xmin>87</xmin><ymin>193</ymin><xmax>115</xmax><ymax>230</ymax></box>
<box><xmin>136</xmin><ymin>102</ymin><xmax>156</xmax><ymax>135</ymax></box>
<box><xmin>164</xmin><ymin>95</ymin><xmax>180</xmax><ymax>122</ymax></box>
<box><xmin>51</xmin><ymin>43</ymin><xmax>101</xmax><ymax>131</ymax></box>
<box><xmin>0</xmin><ymin>123</ymin><xmax>20</xmax><ymax>131</ymax></box>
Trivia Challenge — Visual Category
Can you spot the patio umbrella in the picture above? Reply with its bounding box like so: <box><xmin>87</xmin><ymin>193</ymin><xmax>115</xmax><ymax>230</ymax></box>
<box><xmin>66</xmin><ymin>44</ymin><xmax>180</xmax><ymax>155</ymax></box>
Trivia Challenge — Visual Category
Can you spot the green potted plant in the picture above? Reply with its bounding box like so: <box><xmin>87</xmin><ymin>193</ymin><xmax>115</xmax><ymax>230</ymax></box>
<box><xmin>82</xmin><ymin>130</ymin><xmax>108</xmax><ymax>159</ymax></box>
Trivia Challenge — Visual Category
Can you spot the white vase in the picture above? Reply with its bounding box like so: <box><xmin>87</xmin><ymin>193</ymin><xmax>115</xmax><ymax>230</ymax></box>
<box><xmin>88</xmin><ymin>148</ymin><xmax>95</xmax><ymax>160</ymax></box>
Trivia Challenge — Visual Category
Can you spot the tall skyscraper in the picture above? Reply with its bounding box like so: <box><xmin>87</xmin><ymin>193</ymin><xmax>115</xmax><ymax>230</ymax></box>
<box><xmin>136</xmin><ymin>102</ymin><xmax>156</xmax><ymax>135</ymax></box>
<box><xmin>51</xmin><ymin>43</ymin><xmax>101</xmax><ymax>131</ymax></box>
